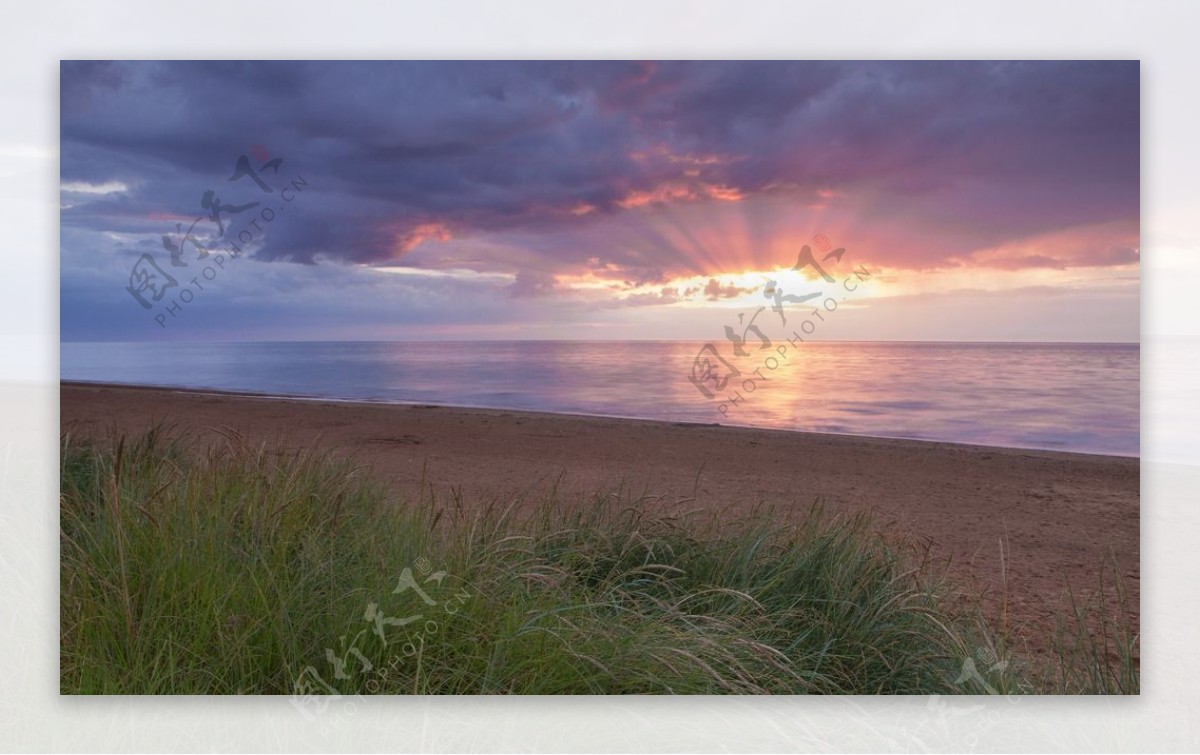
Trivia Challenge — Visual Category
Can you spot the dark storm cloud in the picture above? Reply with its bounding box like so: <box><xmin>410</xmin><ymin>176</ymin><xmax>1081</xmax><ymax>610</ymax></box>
<box><xmin>60</xmin><ymin>60</ymin><xmax>1139</xmax><ymax>273</ymax></box>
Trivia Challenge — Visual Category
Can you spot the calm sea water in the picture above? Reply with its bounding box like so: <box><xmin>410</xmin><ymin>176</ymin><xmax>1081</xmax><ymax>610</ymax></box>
<box><xmin>61</xmin><ymin>341</ymin><xmax>1139</xmax><ymax>457</ymax></box>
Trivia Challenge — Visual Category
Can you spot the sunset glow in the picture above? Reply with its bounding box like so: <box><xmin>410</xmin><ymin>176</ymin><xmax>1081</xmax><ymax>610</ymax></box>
<box><xmin>59</xmin><ymin>61</ymin><xmax>1139</xmax><ymax>342</ymax></box>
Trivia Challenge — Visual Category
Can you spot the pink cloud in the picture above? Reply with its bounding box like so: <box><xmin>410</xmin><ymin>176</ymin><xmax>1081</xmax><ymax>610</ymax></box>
<box><xmin>951</xmin><ymin>222</ymin><xmax>1140</xmax><ymax>271</ymax></box>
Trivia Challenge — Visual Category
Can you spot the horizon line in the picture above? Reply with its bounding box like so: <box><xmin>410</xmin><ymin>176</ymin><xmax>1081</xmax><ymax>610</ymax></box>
<box><xmin>61</xmin><ymin>338</ymin><xmax>1141</xmax><ymax>345</ymax></box>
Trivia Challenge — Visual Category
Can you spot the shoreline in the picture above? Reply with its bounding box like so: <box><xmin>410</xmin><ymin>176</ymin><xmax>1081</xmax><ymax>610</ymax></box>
<box><xmin>59</xmin><ymin>379</ymin><xmax>1138</xmax><ymax>462</ymax></box>
<box><xmin>60</xmin><ymin>381</ymin><xmax>1140</xmax><ymax>653</ymax></box>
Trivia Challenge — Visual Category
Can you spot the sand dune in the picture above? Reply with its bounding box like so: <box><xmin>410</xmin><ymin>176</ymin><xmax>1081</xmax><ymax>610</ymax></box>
<box><xmin>60</xmin><ymin>381</ymin><xmax>1139</xmax><ymax>654</ymax></box>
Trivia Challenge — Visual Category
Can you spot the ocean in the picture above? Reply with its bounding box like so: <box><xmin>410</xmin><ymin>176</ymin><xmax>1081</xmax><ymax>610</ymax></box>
<box><xmin>60</xmin><ymin>340</ymin><xmax>1139</xmax><ymax>457</ymax></box>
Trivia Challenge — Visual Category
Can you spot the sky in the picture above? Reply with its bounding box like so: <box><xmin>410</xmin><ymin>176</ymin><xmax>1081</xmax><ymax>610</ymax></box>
<box><xmin>59</xmin><ymin>60</ymin><xmax>1140</xmax><ymax>342</ymax></box>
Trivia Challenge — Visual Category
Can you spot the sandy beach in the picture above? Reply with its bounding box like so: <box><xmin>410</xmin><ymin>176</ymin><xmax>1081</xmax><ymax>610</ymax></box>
<box><xmin>60</xmin><ymin>381</ymin><xmax>1139</xmax><ymax>653</ymax></box>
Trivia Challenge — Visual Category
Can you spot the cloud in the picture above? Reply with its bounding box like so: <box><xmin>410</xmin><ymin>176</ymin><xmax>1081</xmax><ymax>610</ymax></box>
<box><xmin>508</xmin><ymin>270</ymin><xmax>558</xmax><ymax>298</ymax></box>
<box><xmin>951</xmin><ymin>221</ymin><xmax>1140</xmax><ymax>271</ymax></box>
<box><xmin>601</xmin><ymin>286</ymin><xmax>683</xmax><ymax>308</ymax></box>
<box><xmin>61</xmin><ymin>61</ymin><xmax>1137</xmax><ymax>271</ymax></box>
<box><xmin>61</xmin><ymin>180</ymin><xmax>129</xmax><ymax>195</ymax></box>
<box><xmin>58</xmin><ymin>61</ymin><xmax>1140</xmax><ymax>339</ymax></box>
<box><xmin>703</xmin><ymin>278</ymin><xmax>756</xmax><ymax>300</ymax></box>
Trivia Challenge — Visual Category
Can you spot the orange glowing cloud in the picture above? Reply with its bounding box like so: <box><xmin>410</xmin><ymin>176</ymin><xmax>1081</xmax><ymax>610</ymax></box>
<box><xmin>628</xmin><ymin>147</ymin><xmax>735</xmax><ymax>166</ymax></box>
<box><xmin>394</xmin><ymin>222</ymin><xmax>453</xmax><ymax>255</ymax></box>
<box><xmin>617</xmin><ymin>180</ymin><xmax>746</xmax><ymax>209</ymax></box>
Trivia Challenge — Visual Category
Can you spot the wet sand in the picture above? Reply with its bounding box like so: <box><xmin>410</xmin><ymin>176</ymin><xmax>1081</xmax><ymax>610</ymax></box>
<box><xmin>60</xmin><ymin>381</ymin><xmax>1139</xmax><ymax>654</ymax></box>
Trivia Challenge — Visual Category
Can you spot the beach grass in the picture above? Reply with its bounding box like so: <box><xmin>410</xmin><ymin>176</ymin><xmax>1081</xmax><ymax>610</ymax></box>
<box><xmin>60</xmin><ymin>428</ymin><xmax>1138</xmax><ymax>695</ymax></box>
